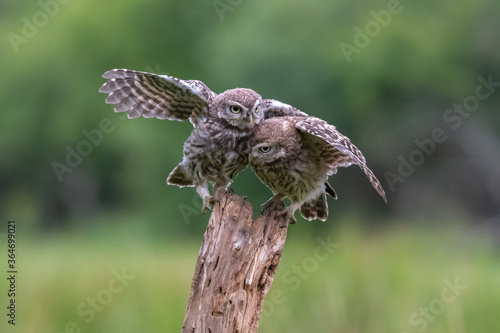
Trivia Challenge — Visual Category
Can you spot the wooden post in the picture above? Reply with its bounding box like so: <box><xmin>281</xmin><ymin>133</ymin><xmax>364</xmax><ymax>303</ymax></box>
<box><xmin>181</xmin><ymin>190</ymin><xmax>288</xmax><ymax>333</ymax></box>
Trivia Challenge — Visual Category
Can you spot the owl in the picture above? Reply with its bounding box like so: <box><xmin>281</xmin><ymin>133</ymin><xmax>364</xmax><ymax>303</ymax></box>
<box><xmin>99</xmin><ymin>69</ymin><xmax>306</xmax><ymax>213</ymax></box>
<box><xmin>248</xmin><ymin>116</ymin><xmax>387</xmax><ymax>224</ymax></box>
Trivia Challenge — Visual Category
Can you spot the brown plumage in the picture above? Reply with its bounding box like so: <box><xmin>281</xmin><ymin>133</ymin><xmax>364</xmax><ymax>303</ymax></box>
<box><xmin>249</xmin><ymin>116</ymin><xmax>387</xmax><ymax>224</ymax></box>
<box><xmin>99</xmin><ymin>69</ymin><xmax>307</xmax><ymax>214</ymax></box>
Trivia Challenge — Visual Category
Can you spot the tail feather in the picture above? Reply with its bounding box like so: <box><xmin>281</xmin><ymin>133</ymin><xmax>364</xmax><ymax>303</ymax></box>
<box><xmin>167</xmin><ymin>165</ymin><xmax>195</xmax><ymax>187</ymax></box>
<box><xmin>299</xmin><ymin>192</ymin><xmax>329</xmax><ymax>222</ymax></box>
<box><xmin>325</xmin><ymin>182</ymin><xmax>337</xmax><ymax>199</ymax></box>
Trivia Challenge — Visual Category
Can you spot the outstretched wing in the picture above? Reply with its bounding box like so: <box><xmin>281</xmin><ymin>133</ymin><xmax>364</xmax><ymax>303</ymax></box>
<box><xmin>296</xmin><ymin>117</ymin><xmax>387</xmax><ymax>202</ymax></box>
<box><xmin>259</xmin><ymin>99</ymin><xmax>308</xmax><ymax>119</ymax></box>
<box><xmin>99</xmin><ymin>69</ymin><xmax>216</xmax><ymax>125</ymax></box>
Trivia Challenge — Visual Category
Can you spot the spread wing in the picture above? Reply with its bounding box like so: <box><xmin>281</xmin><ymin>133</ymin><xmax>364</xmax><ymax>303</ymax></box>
<box><xmin>259</xmin><ymin>99</ymin><xmax>308</xmax><ymax>119</ymax></box>
<box><xmin>99</xmin><ymin>69</ymin><xmax>216</xmax><ymax>125</ymax></box>
<box><xmin>296</xmin><ymin>117</ymin><xmax>387</xmax><ymax>202</ymax></box>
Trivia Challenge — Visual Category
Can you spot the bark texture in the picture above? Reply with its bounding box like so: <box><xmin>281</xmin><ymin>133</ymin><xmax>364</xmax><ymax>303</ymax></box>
<box><xmin>181</xmin><ymin>190</ymin><xmax>288</xmax><ymax>333</ymax></box>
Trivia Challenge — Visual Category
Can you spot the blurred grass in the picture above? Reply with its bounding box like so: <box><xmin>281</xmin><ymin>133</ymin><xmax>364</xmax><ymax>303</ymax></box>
<box><xmin>2</xmin><ymin>219</ymin><xmax>499</xmax><ymax>333</ymax></box>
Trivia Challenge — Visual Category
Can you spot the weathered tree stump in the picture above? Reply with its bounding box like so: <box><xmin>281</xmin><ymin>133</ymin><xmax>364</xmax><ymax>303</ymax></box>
<box><xmin>181</xmin><ymin>190</ymin><xmax>288</xmax><ymax>333</ymax></box>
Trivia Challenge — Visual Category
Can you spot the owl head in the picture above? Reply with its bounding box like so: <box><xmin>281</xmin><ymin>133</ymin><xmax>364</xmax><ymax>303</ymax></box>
<box><xmin>248</xmin><ymin>117</ymin><xmax>301</xmax><ymax>166</ymax></box>
<box><xmin>211</xmin><ymin>88</ymin><xmax>263</xmax><ymax>131</ymax></box>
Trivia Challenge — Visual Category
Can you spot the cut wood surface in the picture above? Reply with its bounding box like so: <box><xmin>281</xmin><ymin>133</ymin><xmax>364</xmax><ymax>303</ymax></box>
<box><xmin>181</xmin><ymin>190</ymin><xmax>289</xmax><ymax>333</ymax></box>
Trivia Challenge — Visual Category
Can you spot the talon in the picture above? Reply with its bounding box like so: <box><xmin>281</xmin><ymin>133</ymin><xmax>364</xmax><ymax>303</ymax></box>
<box><xmin>201</xmin><ymin>196</ymin><xmax>216</xmax><ymax>217</ymax></box>
<box><xmin>202</xmin><ymin>205</ymin><xmax>213</xmax><ymax>218</ymax></box>
<box><xmin>279</xmin><ymin>217</ymin><xmax>289</xmax><ymax>228</ymax></box>
<box><xmin>275</xmin><ymin>207</ymin><xmax>296</xmax><ymax>226</ymax></box>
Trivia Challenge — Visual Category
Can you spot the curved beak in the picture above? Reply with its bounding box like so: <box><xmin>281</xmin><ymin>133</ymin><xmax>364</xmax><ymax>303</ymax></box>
<box><xmin>246</xmin><ymin>115</ymin><xmax>253</xmax><ymax>124</ymax></box>
<box><xmin>248</xmin><ymin>155</ymin><xmax>253</xmax><ymax>163</ymax></box>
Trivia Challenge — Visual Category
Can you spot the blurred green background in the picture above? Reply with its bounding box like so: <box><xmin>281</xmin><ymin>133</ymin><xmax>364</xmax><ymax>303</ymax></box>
<box><xmin>1</xmin><ymin>0</ymin><xmax>500</xmax><ymax>332</ymax></box>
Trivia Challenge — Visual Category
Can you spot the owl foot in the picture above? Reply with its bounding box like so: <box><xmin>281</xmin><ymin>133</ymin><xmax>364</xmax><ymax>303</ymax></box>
<box><xmin>276</xmin><ymin>207</ymin><xmax>297</xmax><ymax>226</ymax></box>
<box><xmin>214</xmin><ymin>187</ymin><xmax>233</xmax><ymax>203</ymax></box>
<box><xmin>260</xmin><ymin>195</ymin><xmax>285</xmax><ymax>215</ymax></box>
<box><xmin>202</xmin><ymin>196</ymin><xmax>216</xmax><ymax>217</ymax></box>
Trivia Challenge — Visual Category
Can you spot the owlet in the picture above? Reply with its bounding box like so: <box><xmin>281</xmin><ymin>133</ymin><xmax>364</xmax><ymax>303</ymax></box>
<box><xmin>249</xmin><ymin>116</ymin><xmax>387</xmax><ymax>224</ymax></box>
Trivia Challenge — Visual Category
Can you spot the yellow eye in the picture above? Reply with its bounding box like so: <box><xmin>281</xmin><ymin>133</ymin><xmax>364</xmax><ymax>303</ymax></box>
<box><xmin>255</xmin><ymin>106</ymin><xmax>259</xmax><ymax>113</ymax></box>
<box><xmin>259</xmin><ymin>146</ymin><xmax>271</xmax><ymax>153</ymax></box>
<box><xmin>230</xmin><ymin>105</ymin><xmax>241</xmax><ymax>114</ymax></box>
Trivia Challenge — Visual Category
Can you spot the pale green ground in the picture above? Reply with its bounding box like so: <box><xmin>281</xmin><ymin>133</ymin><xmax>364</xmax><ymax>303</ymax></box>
<box><xmin>1</xmin><ymin>220</ymin><xmax>499</xmax><ymax>333</ymax></box>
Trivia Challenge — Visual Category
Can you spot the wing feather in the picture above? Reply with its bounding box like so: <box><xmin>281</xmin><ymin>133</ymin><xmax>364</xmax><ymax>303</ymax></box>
<box><xmin>260</xmin><ymin>99</ymin><xmax>308</xmax><ymax>119</ymax></box>
<box><xmin>296</xmin><ymin>117</ymin><xmax>387</xmax><ymax>202</ymax></box>
<box><xmin>99</xmin><ymin>69</ymin><xmax>216</xmax><ymax>125</ymax></box>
